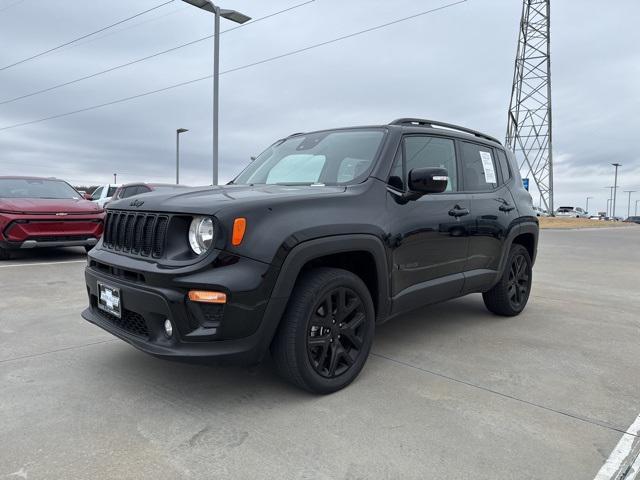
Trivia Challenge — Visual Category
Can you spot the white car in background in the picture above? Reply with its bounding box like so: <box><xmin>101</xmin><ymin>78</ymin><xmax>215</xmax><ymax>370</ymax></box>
<box><xmin>555</xmin><ymin>206</ymin><xmax>588</xmax><ymax>218</ymax></box>
<box><xmin>533</xmin><ymin>206</ymin><xmax>549</xmax><ymax>217</ymax></box>
<box><xmin>89</xmin><ymin>184</ymin><xmax>119</xmax><ymax>208</ymax></box>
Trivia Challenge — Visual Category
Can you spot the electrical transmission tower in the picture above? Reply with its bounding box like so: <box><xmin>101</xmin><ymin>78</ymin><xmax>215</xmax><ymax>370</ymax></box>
<box><xmin>506</xmin><ymin>0</ymin><xmax>554</xmax><ymax>213</ymax></box>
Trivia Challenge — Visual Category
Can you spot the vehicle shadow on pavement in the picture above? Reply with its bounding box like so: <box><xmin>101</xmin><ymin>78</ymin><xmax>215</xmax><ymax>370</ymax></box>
<box><xmin>375</xmin><ymin>294</ymin><xmax>512</xmax><ymax>347</ymax></box>
<box><xmin>93</xmin><ymin>294</ymin><xmax>504</xmax><ymax>403</ymax></box>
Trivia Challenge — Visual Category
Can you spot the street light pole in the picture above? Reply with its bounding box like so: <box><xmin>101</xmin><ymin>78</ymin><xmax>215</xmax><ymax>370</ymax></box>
<box><xmin>212</xmin><ymin>6</ymin><xmax>220</xmax><ymax>186</ymax></box>
<box><xmin>636</xmin><ymin>199</ymin><xmax>640</xmax><ymax>216</ymax></box>
<box><xmin>611</xmin><ymin>163</ymin><xmax>622</xmax><ymax>219</ymax></box>
<box><xmin>176</xmin><ymin>128</ymin><xmax>189</xmax><ymax>184</ymax></box>
<box><xmin>181</xmin><ymin>0</ymin><xmax>251</xmax><ymax>186</ymax></box>
<box><xmin>586</xmin><ymin>196</ymin><xmax>594</xmax><ymax>214</ymax></box>
<box><xmin>113</xmin><ymin>173</ymin><xmax>117</xmax><ymax>184</ymax></box>
<box><xmin>623</xmin><ymin>191</ymin><xmax>636</xmax><ymax>219</ymax></box>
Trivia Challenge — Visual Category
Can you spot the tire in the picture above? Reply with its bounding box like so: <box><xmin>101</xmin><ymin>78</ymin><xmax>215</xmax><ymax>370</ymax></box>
<box><xmin>271</xmin><ymin>267</ymin><xmax>375</xmax><ymax>394</ymax></box>
<box><xmin>0</xmin><ymin>247</ymin><xmax>10</xmax><ymax>261</ymax></box>
<box><xmin>483</xmin><ymin>244</ymin><xmax>532</xmax><ymax>316</ymax></box>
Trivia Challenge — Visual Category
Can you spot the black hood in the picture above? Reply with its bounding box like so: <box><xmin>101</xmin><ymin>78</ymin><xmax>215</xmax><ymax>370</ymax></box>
<box><xmin>106</xmin><ymin>184</ymin><xmax>347</xmax><ymax>215</ymax></box>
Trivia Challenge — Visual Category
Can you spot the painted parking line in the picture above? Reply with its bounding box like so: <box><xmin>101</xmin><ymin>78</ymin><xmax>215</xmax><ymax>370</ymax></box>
<box><xmin>594</xmin><ymin>413</ymin><xmax>640</xmax><ymax>480</ymax></box>
<box><xmin>626</xmin><ymin>453</ymin><xmax>640</xmax><ymax>480</ymax></box>
<box><xmin>0</xmin><ymin>260</ymin><xmax>86</xmax><ymax>268</ymax></box>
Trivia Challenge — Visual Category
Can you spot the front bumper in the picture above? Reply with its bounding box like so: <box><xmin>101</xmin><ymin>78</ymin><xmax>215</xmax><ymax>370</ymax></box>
<box><xmin>82</xmin><ymin>250</ymin><xmax>286</xmax><ymax>365</ymax></box>
<box><xmin>0</xmin><ymin>214</ymin><xmax>103</xmax><ymax>250</ymax></box>
<box><xmin>2</xmin><ymin>237</ymin><xmax>99</xmax><ymax>249</ymax></box>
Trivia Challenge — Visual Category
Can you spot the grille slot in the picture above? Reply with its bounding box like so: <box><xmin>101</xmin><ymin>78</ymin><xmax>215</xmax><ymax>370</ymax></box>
<box><xmin>153</xmin><ymin>217</ymin><xmax>168</xmax><ymax>257</ymax></box>
<box><xmin>103</xmin><ymin>211</ymin><xmax>169</xmax><ymax>258</ymax></box>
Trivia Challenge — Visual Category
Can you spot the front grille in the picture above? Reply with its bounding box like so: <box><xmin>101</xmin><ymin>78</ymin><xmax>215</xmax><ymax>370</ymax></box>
<box><xmin>99</xmin><ymin>308</ymin><xmax>149</xmax><ymax>338</ymax></box>
<box><xmin>103</xmin><ymin>211</ymin><xmax>168</xmax><ymax>257</ymax></box>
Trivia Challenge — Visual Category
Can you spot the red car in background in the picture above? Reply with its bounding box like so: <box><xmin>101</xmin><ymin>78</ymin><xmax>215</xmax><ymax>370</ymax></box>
<box><xmin>0</xmin><ymin>176</ymin><xmax>105</xmax><ymax>260</ymax></box>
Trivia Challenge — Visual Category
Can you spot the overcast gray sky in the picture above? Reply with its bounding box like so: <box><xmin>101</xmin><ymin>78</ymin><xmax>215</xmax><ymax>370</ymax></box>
<box><xmin>1</xmin><ymin>0</ymin><xmax>639</xmax><ymax>215</ymax></box>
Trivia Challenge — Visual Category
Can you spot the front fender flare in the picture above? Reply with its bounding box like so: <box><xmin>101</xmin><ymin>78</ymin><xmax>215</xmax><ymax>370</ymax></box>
<box><xmin>270</xmin><ymin>234</ymin><xmax>391</xmax><ymax>320</ymax></box>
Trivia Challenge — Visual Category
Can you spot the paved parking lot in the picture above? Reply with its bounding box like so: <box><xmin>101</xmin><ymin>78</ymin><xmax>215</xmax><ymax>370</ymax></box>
<box><xmin>1</xmin><ymin>228</ymin><xmax>639</xmax><ymax>479</ymax></box>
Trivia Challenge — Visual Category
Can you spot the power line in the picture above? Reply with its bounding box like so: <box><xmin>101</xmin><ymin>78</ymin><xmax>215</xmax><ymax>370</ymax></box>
<box><xmin>0</xmin><ymin>0</ymin><xmax>175</xmax><ymax>72</ymax></box>
<box><xmin>0</xmin><ymin>0</ymin><xmax>467</xmax><ymax>132</ymax></box>
<box><xmin>35</xmin><ymin>5</ymin><xmax>192</xmax><ymax>61</ymax></box>
<box><xmin>0</xmin><ymin>0</ymin><xmax>315</xmax><ymax>106</ymax></box>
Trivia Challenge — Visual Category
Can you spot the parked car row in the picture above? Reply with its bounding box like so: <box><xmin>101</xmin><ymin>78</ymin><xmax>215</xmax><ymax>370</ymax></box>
<box><xmin>0</xmin><ymin>177</ymin><xmax>190</xmax><ymax>260</ymax></box>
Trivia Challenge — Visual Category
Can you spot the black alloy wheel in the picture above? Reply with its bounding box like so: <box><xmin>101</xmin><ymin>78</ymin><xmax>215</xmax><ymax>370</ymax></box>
<box><xmin>271</xmin><ymin>267</ymin><xmax>375</xmax><ymax>394</ymax></box>
<box><xmin>507</xmin><ymin>252</ymin><xmax>530</xmax><ymax>310</ymax></box>
<box><xmin>482</xmin><ymin>243</ymin><xmax>532</xmax><ymax>316</ymax></box>
<box><xmin>306</xmin><ymin>287</ymin><xmax>367</xmax><ymax>379</ymax></box>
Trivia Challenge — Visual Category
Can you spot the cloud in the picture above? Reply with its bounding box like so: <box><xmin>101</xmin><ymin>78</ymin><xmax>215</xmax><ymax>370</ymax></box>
<box><xmin>0</xmin><ymin>0</ymin><xmax>638</xmax><ymax>211</ymax></box>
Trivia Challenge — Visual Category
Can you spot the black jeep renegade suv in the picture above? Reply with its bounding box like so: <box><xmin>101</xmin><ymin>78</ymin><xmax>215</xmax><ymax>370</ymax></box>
<box><xmin>82</xmin><ymin>118</ymin><xmax>538</xmax><ymax>393</ymax></box>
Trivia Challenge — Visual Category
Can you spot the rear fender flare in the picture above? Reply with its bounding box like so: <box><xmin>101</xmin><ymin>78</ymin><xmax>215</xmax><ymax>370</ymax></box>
<box><xmin>494</xmin><ymin>221</ymin><xmax>539</xmax><ymax>283</ymax></box>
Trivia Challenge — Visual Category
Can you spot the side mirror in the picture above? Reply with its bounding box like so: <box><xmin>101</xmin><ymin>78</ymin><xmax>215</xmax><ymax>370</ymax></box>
<box><xmin>408</xmin><ymin>167</ymin><xmax>449</xmax><ymax>195</ymax></box>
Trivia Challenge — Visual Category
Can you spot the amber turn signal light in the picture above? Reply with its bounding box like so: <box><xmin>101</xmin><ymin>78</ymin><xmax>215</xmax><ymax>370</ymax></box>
<box><xmin>188</xmin><ymin>290</ymin><xmax>227</xmax><ymax>304</ymax></box>
<box><xmin>232</xmin><ymin>217</ymin><xmax>246</xmax><ymax>246</ymax></box>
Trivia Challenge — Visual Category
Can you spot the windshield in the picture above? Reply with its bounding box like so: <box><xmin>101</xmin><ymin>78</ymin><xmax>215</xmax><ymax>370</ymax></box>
<box><xmin>233</xmin><ymin>129</ymin><xmax>385</xmax><ymax>186</ymax></box>
<box><xmin>0</xmin><ymin>178</ymin><xmax>80</xmax><ymax>199</ymax></box>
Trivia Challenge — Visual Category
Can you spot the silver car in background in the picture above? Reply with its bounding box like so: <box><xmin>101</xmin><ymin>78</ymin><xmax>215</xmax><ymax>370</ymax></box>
<box><xmin>555</xmin><ymin>206</ymin><xmax>588</xmax><ymax>218</ymax></box>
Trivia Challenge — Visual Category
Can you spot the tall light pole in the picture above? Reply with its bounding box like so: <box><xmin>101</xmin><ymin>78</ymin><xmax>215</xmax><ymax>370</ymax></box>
<box><xmin>636</xmin><ymin>199</ymin><xmax>639</xmax><ymax>216</ymax></box>
<box><xmin>611</xmin><ymin>163</ymin><xmax>622</xmax><ymax>219</ymax></box>
<box><xmin>624</xmin><ymin>190</ymin><xmax>636</xmax><ymax>219</ymax></box>
<box><xmin>181</xmin><ymin>0</ymin><xmax>251</xmax><ymax>186</ymax></box>
<box><xmin>113</xmin><ymin>173</ymin><xmax>117</xmax><ymax>184</ymax></box>
<box><xmin>176</xmin><ymin>128</ymin><xmax>189</xmax><ymax>184</ymax></box>
<box><xmin>585</xmin><ymin>196</ymin><xmax>594</xmax><ymax>214</ymax></box>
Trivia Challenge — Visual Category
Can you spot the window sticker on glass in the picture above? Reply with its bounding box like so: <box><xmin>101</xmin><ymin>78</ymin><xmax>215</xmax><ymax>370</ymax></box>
<box><xmin>479</xmin><ymin>151</ymin><xmax>497</xmax><ymax>183</ymax></box>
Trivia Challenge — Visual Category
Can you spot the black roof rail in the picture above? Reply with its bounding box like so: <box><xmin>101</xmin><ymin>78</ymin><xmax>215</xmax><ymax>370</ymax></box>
<box><xmin>389</xmin><ymin>118</ymin><xmax>502</xmax><ymax>145</ymax></box>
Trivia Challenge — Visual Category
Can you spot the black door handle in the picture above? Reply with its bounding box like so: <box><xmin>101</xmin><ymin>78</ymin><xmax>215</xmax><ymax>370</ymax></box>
<box><xmin>499</xmin><ymin>204</ymin><xmax>515</xmax><ymax>212</ymax></box>
<box><xmin>449</xmin><ymin>206</ymin><xmax>470</xmax><ymax>217</ymax></box>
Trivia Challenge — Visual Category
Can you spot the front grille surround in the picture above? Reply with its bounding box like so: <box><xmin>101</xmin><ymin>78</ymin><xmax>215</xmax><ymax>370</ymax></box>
<box><xmin>103</xmin><ymin>211</ymin><xmax>169</xmax><ymax>258</ymax></box>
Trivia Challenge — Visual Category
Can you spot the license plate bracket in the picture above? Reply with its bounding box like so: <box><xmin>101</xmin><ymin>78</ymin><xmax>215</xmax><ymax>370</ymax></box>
<box><xmin>98</xmin><ymin>282</ymin><xmax>121</xmax><ymax>318</ymax></box>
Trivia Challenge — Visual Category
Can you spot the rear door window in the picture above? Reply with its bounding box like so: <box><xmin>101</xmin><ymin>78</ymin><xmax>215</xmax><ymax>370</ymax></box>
<box><xmin>460</xmin><ymin>142</ymin><xmax>498</xmax><ymax>191</ymax></box>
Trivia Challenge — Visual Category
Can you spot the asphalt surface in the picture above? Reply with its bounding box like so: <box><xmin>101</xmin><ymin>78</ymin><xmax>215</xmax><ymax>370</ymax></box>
<box><xmin>1</xmin><ymin>228</ymin><xmax>639</xmax><ymax>479</ymax></box>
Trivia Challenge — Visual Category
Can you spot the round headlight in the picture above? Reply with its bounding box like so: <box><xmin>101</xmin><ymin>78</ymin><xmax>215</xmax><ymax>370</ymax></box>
<box><xmin>188</xmin><ymin>216</ymin><xmax>214</xmax><ymax>255</ymax></box>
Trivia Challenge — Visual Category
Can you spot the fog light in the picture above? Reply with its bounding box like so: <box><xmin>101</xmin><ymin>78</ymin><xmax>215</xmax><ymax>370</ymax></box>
<box><xmin>164</xmin><ymin>319</ymin><xmax>173</xmax><ymax>338</ymax></box>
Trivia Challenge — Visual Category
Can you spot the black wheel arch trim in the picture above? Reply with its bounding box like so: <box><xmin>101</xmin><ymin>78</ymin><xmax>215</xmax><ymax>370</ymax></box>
<box><xmin>493</xmin><ymin>220</ymin><xmax>539</xmax><ymax>286</ymax></box>
<box><xmin>270</xmin><ymin>234</ymin><xmax>391</xmax><ymax>319</ymax></box>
